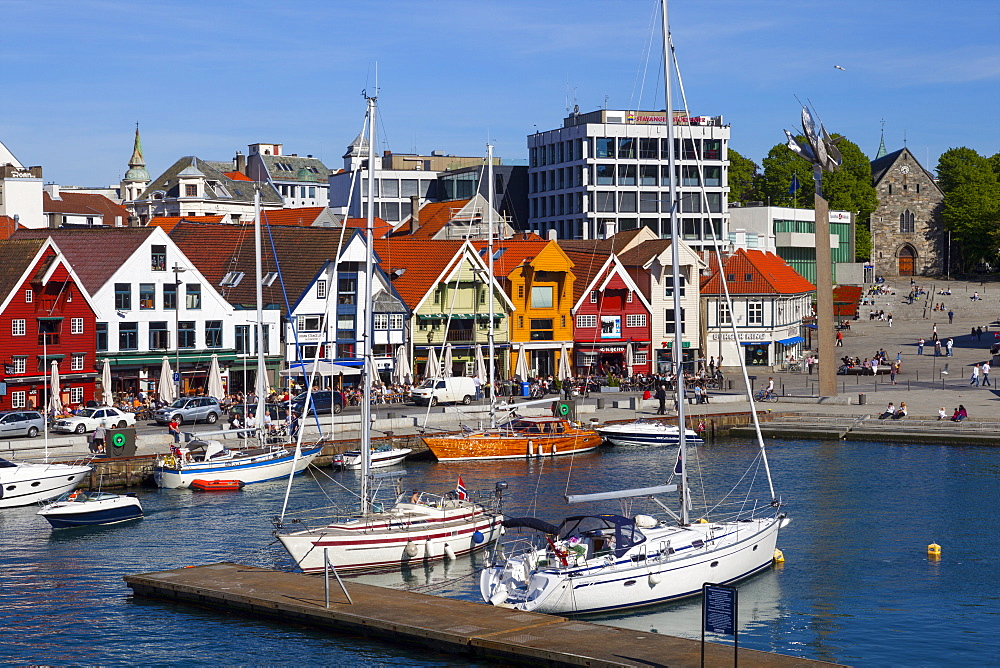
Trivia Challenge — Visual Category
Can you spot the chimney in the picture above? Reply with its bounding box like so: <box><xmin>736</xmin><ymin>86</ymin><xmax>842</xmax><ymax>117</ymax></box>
<box><xmin>235</xmin><ymin>151</ymin><xmax>246</xmax><ymax>174</ymax></box>
<box><xmin>45</xmin><ymin>183</ymin><xmax>61</xmax><ymax>200</ymax></box>
<box><xmin>547</xmin><ymin>228</ymin><xmax>558</xmax><ymax>241</ymax></box>
<box><xmin>603</xmin><ymin>219</ymin><xmax>617</xmax><ymax>239</ymax></box>
<box><xmin>410</xmin><ymin>195</ymin><xmax>420</xmax><ymax>233</ymax></box>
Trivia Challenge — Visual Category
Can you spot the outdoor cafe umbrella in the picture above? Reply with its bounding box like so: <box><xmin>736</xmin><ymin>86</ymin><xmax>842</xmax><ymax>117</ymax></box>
<box><xmin>442</xmin><ymin>343</ymin><xmax>454</xmax><ymax>377</ymax></box>
<box><xmin>157</xmin><ymin>356</ymin><xmax>176</xmax><ymax>404</ymax></box>
<box><xmin>206</xmin><ymin>353</ymin><xmax>225</xmax><ymax>400</ymax></box>
<box><xmin>625</xmin><ymin>340</ymin><xmax>634</xmax><ymax>377</ymax></box>
<box><xmin>424</xmin><ymin>346</ymin><xmax>439</xmax><ymax>379</ymax></box>
<box><xmin>557</xmin><ymin>343</ymin><xmax>572</xmax><ymax>381</ymax></box>
<box><xmin>474</xmin><ymin>344</ymin><xmax>487</xmax><ymax>381</ymax></box>
<box><xmin>101</xmin><ymin>358</ymin><xmax>113</xmax><ymax>406</ymax></box>
<box><xmin>48</xmin><ymin>360</ymin><xmax>63</xmax><ymax>414</ymax></box>
<box><xmin>393</xmin><ymin>345</ymin><xmax>411</xmax><ymax>384</ymax></box>
<box><xmin>515</xmin><ymin>343</ymin><xmax>530</xmax><ymax>381</ymax></box>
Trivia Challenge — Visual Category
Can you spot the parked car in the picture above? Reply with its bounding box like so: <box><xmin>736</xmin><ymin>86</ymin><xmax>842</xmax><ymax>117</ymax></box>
<box><xmin>290</xmin><ymin>390</ymin><xmax>345</xmax><ymax>415</ymax></box>
<box><xmin>0</xmin><ymin>410</ymin><xmax>46</xmax><ymax>438</ymax></box>
<box><xmin>153</xmin><ymin>397</ymin><xmax>223</xmax><ymax>425</ymax></box>
<box><xmin>52</xmin><ymin>407</ymin><xmax>137</xmax><ymax>434</ymax></box>
<box><xmin>410</xmin><ymin>377</ymin><xmax>477</xmax><ymax>406</ymax></box>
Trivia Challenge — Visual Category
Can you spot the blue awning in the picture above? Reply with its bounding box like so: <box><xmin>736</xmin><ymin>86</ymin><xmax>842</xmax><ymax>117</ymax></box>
<box><xmin>804</xmin><ymin>323</ymin><xmax>818</xmax><ymax>329</ymax></box>
<box><xmin>777</xmin><ymin>336</ymin><xmax>805</xmax><ymax>345</ymax></box>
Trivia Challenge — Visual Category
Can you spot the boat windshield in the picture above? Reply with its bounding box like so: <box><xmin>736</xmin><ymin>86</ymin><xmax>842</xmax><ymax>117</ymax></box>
<box><xmin>0</xmin><ymin>458</ymin><xmax>16</xmax><ymax>468</ymax></box>
<box><xmin>499</xmin><ymin>419</ymin><xmax>564</xmax><ymax>434</ymax></box>
<box><xmin>557</xmin><ymin>514</ymin><xmax>645</xmax><ymax>558</ymax></box>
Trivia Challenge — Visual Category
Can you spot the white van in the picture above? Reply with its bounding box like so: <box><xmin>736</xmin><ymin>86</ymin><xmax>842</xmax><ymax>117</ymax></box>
<box><xmin>410</xmin><ymin>377</ymin><xmax>478</xmax><ymax>406</ymax></box>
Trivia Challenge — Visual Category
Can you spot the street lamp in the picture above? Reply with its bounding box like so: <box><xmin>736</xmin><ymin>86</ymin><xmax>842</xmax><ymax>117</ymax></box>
<box><xmin>172</xmin><ymin>263</ymin><xmax>187</xmax><ymax>400</ymax></box>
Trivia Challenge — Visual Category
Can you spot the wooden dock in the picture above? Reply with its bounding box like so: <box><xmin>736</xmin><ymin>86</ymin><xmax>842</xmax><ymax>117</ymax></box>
<box><xmin>124</xmin><ymin>562</ymin><xmax>839</xmax><ymax>667</ymax></box>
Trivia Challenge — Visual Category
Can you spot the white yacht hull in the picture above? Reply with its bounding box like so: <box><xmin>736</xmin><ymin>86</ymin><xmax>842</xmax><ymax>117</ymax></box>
<box><xmin>336</xmin><ymin>448</ymin><xmax>412</xmax><ymax>470</ymax></box>
<box><xmin>481</xmin><ymin>517</ymin><xmax>785</xmax><ymax>615</ymax></box>
<box><xmin>154</xmin><ymin>446</ymin><xmax>321</xmax><ymax>489</ymax></box>
<box><xmin>0</xmin><ymin>462</ymin><xmax>92</xmax><ymax>508</ymax></box>
<box><xmin>596</xmin><ymin>422</ymin><xmax>704</xmax><ymax>447</ymax></box>
<box><xmin>279</xmin><ymin>501</ymin><xmax>503</xmax><ymax>573</ymax></box>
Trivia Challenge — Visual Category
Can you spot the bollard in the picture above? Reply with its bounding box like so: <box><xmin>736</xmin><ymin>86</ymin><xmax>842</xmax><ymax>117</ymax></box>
<box><xmin>596</xmin><ymin>399</ymin><xmax>605</xmax><ymax>410</ymax></box>
<box><xmin>858</xmin><ymin>392</ymin><xmax>866</xmax><ymax>405</ymax></box>
<box><xmin>873</xmin><ymin>382</ymin><xmax>877</xmax><ymax>393</ymax></box>
<box><xmin>907</xmin><ymin>380</ymin><xmax>910</xmax><ymax>391</ymax></box>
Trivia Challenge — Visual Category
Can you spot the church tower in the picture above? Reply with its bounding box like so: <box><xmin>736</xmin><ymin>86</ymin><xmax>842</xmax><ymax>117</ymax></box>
<box><xmin>121</xmin><ymin>125</ymin><xmax>150</xmax><ymax>219</ymax></box>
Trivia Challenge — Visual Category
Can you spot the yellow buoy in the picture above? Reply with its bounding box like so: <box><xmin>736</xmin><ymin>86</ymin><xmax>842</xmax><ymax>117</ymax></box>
<box><xmin>697</xmin><ymin>518</ymin><xmax>709</xmax><ymax>524</ymax></box>
<box><xmin>927</xmin><ymin>543</ymin><xmax>942</xmax><ymax>557</ymax></box>
<box><xmin>773</xmin><ymin>548</ymin><xmax>785</xmax><ymax>563</ymax></box>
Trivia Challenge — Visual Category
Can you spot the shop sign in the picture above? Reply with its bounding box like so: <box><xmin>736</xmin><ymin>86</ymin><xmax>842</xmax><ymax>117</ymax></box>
<box><xmin>709</xmin><ymin>332</ymin><xmax>769</xmax><ymax>341</ymax></box>
<box><xmin>601</xmin><ymin>315</ymin><xmax>621</xmax><ymax>339</ymax></box>
<box><xmin>601</xmin><ymin>346</ymin><xmax>626</xmax><ymax>353</ymax></box>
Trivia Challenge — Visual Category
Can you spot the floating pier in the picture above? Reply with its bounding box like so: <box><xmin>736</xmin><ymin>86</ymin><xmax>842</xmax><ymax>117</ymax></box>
<box><xmin>125</xmin><ymin>562</ymin><xmax>839</xmax><ymax>667</ymax></box>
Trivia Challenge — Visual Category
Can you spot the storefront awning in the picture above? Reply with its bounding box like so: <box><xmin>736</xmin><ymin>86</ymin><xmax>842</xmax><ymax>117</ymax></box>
<box><xmin>777</xmin><ymin>336</ymin><xmax>805</xmax><ymax>345</ymax></box>
<box><xmin>740</xmin><ymin>341</ymin><xmax>769</xmax><ymax>346</ymax></box>
<box><xmin>804</xmin><ymin>324</ymin><xmax>817</xmax><ymax>329</ymax></box>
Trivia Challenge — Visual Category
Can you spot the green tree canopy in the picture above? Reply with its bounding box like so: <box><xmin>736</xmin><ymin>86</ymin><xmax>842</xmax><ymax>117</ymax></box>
<box><xmin>758</xmin><ymin>140</ymin><xmax>815</xmax><ymax>208</ymax></box>
<box><xmin>727</xmin><ymin>148</ymin><xmax>759</xmax><ymax>204</ymax></box>
<box><xmin>937</xmin><ymin>147</ymin><xmax>1000</xmax><ymax>270</ymax></box>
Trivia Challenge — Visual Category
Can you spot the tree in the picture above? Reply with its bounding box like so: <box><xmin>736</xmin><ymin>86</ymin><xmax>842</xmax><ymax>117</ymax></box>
<box><xmin>727</xmin><ymin>148</ymin><xmax>759</xmax><ymax>204</ymax></box>
<box><xmin>821</xmin><ymin>135</ymin><xmax>878</xmax><ymax>226</ymax></box>
<box><xmin>758</xmin><ymin>140</ymin><xmax>815</xmax><ymax>208</ymax></box>
<box><xmin>937</xmin><ymin>147</ymin><xmax>1000</xmax><ymax>271</ymax></box>
<box><xmin>854</xmin><ymin>223</ymin><xmax>872</xmax><ymax>262</ymax></box>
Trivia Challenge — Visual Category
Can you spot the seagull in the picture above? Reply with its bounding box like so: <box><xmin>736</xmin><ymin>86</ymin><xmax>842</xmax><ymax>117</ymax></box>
<box><xmin>834</xmin><ymin>65</ymin><xmax>846</xmax><ymax>71</ymax></box>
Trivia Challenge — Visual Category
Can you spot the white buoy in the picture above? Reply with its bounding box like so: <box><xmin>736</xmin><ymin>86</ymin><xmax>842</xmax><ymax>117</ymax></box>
<box><xmin>404</xmin><ymin>541</ymin><xmax>419</xmax><ymax>558</ymax></box>
<box><xmin>444</xmin><ymin>543</ymin><xmax>456</xmax><ymax>560</ymax></box>
<box><xmin>424</xmin><ymin>540</ymin><xmax>433</xmax><ymax>558</ymax></box>
<box><xmin>648</xmin><ymin>572</ymin><xmax>662</xmax><ymax>586</ymax></box>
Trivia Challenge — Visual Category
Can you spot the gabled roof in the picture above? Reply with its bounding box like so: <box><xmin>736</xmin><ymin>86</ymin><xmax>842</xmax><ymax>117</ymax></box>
<box><xmin>870</xmin><ymin>147</ymin><xmax>940</xmax><ymax>189</ymax></box>
<box><xmin>470</xmin><ymin>239</ymin><xmax>557</xmax><ymax>278</ymax></box>
<box><xmin>11</xmin><ymin>227</ymin><xmax>157</xmax><ymax>293</ymax></box>
<box><xmin>569</xmin><ymin>254</ymin><xmax>652</xmax><ymax>313</ymax></box>
<box><xmin>43</xmin><ymin>192</ymin><xmax>130</xmax><ymax>225</ymax></box>
<box><xmin>0</xmin><ymin>238</ymin><xmax>47</xmax><ymax>307</ymax></box>
<box><xmin>259</xmin><ymin>207</ymin><xmax>327</xmax><ymax>227</ymax></box>
<box><xmin>558</xmin><ymin>227</ymin><xmax>655</xmax><ymax>257</ymax></box>
<box><xmin>341</xmin><ymin>217</ymin><xmax>394</xmax><ymax>238</ymax></box>
<box><xmin>701</xmin><ymin>249</ymin><xmax>815</xmax><ymax>296</ymax></box>
<box><xmin>139</xmin><ymin>156</ymin><xmax>282</xmax><ymax>205</ymax></box>
<box><xmin>148</xmin><ymin>215</ymin><xmax>225</xmax><ymax>232</ymax></box>
<box><xmin>390</xmin><ymin>199</ymin><xmax>473</xmax><ymax>238</ymax></box>
<box><xmin>169</xmin><ymin>222</ymin><xmax>359</xmax><ymax>311</ymax></box>
<box><xmin>372</xmin><ymin>239</ymin><xmax>466</xmax><ymax>308</ymax></box>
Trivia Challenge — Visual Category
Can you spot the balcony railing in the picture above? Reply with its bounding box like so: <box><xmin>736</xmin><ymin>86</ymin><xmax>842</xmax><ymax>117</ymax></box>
<box><xmin>446</xmin><ymin>329</ymin><xmax>478</xmax><ymax>342</ymax></box>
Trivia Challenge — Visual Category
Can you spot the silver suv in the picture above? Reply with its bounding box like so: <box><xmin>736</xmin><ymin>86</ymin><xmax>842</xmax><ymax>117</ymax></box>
<box><xmin>153</xmin><ymin>397</ymin><xmax>222</xmax><ymax>425</ymax></box>
<box><xmin>0</xmin><ymin>410</ymin><xmax>46</xmax><ymax>438</ymax></box>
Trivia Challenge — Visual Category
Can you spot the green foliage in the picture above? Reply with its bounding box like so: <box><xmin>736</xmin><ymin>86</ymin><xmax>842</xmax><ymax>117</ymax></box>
<box><xmin>727</xmin><ymin>148</ymin><xmax>759</xmax><ymax>204</ymax></box>
<box><xmin>854</xmin><ymin>223</ymin><xmax>872</xmax><ymax>262</ymax></box>
<box><xmin>937</xmin><ymin>147</ymin><xmax>1000</xmax><ymax>271</ymax></box>
<box><xmin>988</xmin><ymin>152</ymin><xmax>1000</xmax><ymax>179</ymax></box>
<box><xmin>822</xmin><ymin>135</ymin><xmax>879</xmax><ymax>225</ymax></box>
<box><xmin>759</xmin><ymin>140</ymin><xmax>815</xmax><ymax>208</ymax></box>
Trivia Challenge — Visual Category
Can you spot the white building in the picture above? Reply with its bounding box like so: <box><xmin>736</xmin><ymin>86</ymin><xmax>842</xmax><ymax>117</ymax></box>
<box><xmin>0</xmin><ymin>139</ymin><xmax>43</xmax><ymax>229</ymax></box>
<box><xmin>526</xmin><ymin>109</ymin><xmax>730</xmax><ymax>245</ymax></box>
<box><xmin>243</xmin><ymin>143</ymin><xmax>332</xmax><ymax>209</ymax></box>
<box><xmin>11</xmin><ymin>226</ymin><xmax>280</xmax><ymax>396</ymax></box>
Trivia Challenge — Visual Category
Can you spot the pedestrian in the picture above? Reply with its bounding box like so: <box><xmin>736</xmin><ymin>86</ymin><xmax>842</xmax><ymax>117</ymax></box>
<box><xmin>932</xmin><ymin>323</ymin><xmax>938</xmax><ymax>341</ymax></box>
<box><xmin>168</xmin><ymin>417</ymin><xmax>180</xmax><ymax>444</ymax></box>
<box><xmin>887</xmin><ymin>313</ymin><xmax>893</xmax><ymax>327</ymax></box>
<box><xmin>654</xmin><ymin>383</ymin><xmax>667</xmax><ymax>416</ymax></box>
<box><xmin>970</xmin><ymin>364</ymin><xmax>981</xmax><ymax>386</ymax></box>
<box><xmin>977</xmin><ymin>326</ymin><xmax>984</xmax><ymax>341</ymax></box>
<box><xmin>947</xmin><ymin>338</ymin><xmax>954</xmax><ymax>357</ymax></box>
<box><xmin>836</xmin><ymin>330</ymin><xmax>843</xmax><ymax>347</ymax></box>
<box><xmin>982</xmin><ymin>361</ymin><xmax>992</xmax><ymax>387</ymax></box>
<box><xmin>693</xmin><ymin>384</ymin><xmax>703</xmax><ymax>405</ymax></box>
<box><xmin>934</xmin><ymin>340</ymin><xmax>942</xmax><ymax>356</ymax></box>
<box><xmin>971</xmin><ymin>327</ymin><xmax>977</xmax><ymax>340</ymax></box>
<box><xmin>708</xmin><ymin>356</ymin><xmax>716</xmax><ymax>375</ymax></box>
<box><xmin>890</xmin><ymin>365</ymin><xmax>897</xmax><ymax>385</ymax></box>
<box><xmin>948</xmin><ymin>309</ymin><xmax>954</xmax><ymax>324</ymax></box>
<box><xmin>917</xmin><ymin>338</ymin><xmax>924</xmax><ymax>355</ymax></box>
<box><xmin>807</xmin><ymin>354</ymin><xmax>815</xmax><ymax>375</ymax></box>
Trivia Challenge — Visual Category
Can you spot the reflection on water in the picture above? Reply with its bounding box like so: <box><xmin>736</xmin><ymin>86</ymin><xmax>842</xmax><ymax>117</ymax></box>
<box><xmin>1</xmin><ymin>439</ymin><xmax>998</xmax><ymax>666</ymax></box>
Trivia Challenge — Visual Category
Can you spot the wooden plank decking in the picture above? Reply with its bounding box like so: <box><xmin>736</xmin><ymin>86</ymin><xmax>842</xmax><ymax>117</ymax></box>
<box><xmin>124</xmin><ymin>562</ymin><xmax>840</xmax><ymax>667</ymax></box>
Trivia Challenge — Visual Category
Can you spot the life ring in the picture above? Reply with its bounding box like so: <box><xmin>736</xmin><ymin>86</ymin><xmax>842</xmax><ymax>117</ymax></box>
<box><xmin>558</xmin><ymin>403</ymin><xmax>570</xmax><ymax>416</ymax></box>
<box><xmin>111</xmin><ymin>433</ymin><xmax>127</xmax><ymax>448</ymax></box>
<box><xmin>163</xmin><ymin>455</ymin><xmax>177</xmax><ymax>469</ymax></box>
<box><xmin>68</xmin><ymin>491</ymin><xmax>79</xmax><ymax>501</ymax></box>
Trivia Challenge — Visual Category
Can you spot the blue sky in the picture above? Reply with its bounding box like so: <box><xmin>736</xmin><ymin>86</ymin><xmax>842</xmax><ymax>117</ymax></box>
<box><xmin>2</xmin><ymin>0</ymin><xmax>997</xmax><ymax>186</ymax></box>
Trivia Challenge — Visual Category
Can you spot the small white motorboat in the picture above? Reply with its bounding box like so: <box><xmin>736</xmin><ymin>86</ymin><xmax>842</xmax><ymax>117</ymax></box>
<box><xmin>37</xmin><ymin>490</ymin><xmax>143</xmax><ymax>528</ymax></box>
<box><xmin>334</xmin><ymin>443</ymin><xmax>412</xmax><ymax>470</ymax></box>
<box><xmin>153</xmin><ymin>440</ymin><xmax>322</xmax><ymax>489</ymax></box>
<box><xmin>0</xmin><ymin>457</ymin><xmax>92</xmax><ymax>508</ymax></box>
<box><xmin>595</xmin><ymin>419</ymin><xmax>704</xmax><ymax>447</ymax></box>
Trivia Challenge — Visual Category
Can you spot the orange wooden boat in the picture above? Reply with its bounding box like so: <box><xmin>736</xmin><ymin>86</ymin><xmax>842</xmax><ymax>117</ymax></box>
<box><xmin>422</xmin><ymin>416</ymin><xmax>602</xmax><ymax>461</ymax></box>
<box><xmin>190</xmin><ymin>479</ymin><xmax>246</xmax><ymax>491</ymax></box>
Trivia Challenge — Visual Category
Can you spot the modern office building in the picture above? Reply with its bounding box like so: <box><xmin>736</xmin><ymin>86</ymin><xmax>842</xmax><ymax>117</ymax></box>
<box><xmin>526</xmin><ymin>109</ymin><xmax>729</xmax><ymax>245</ymax></box>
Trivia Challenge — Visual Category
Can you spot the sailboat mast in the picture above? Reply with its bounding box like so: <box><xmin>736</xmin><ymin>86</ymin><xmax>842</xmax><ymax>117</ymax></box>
<box><xmin>360</xmin><ymin>93</ymin><xmax>377</xmax><ymax>515</ymax></box>
<box><xmin>486</xmin><ymin>143</ymin><xmax>496</xmax><ymax>426</ymax></box>
<box><xmin>662</xmin><ymin>0</ymin><xmax>688</xmax><ymax>525</ymax></box>
<box><xmin>253</xmin><ymin>190</ymin><xmax>267</xmax><ymax>438</ymax></box>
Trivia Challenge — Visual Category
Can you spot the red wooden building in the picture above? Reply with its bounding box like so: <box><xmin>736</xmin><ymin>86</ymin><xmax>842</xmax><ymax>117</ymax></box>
<box><xmin>564</xmin><ymin>253</ymin><xmax>653</xmax><ymax>376</ymax></box>
<box><xmin>0</xmin><ymin>238</ymin><xmax>99</xmax><ymax>412</ymax></box>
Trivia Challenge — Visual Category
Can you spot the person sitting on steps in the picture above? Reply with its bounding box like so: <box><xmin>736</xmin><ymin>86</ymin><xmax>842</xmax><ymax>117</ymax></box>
<box><xmin>878</xmin><ymin>402</ymin><xmax>895</xmax><ymax>420</ymax></box>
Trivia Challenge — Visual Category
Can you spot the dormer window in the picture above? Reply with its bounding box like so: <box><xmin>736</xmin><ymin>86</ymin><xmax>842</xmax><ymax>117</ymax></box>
<box><xmin>185</xmin><ymin>184</ymin><xmax>197</xmax><ymax>197</ymax></box>
<box><xmin>262</xmin><ymin>272</ymin><xmax>278</xmax><ymax>287</ymax></box>
<box><xmin>745</xmin><ymin>273</ymin><xmax>754</xmax><ymax>282</ymax></box>
<box><xmin>220</xmin><ymin>271</ymin><xmax>245</xmax><ymax>287</ymax></box>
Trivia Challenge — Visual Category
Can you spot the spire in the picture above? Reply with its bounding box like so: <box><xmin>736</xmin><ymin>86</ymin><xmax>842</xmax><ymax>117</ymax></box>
<box><xmin>125</xmin><ymin>124</ymin><xmax>150</xmax><ymax>181</ymax></box>
<box><xmin>875</xmin><ymin>119</ymin><xmax>887</xmax><ymax>159</ymax></box>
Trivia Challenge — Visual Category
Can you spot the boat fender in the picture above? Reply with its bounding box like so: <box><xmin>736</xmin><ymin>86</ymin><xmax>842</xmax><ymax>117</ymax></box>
<box><xmin>404</xmin><ymin>541</ymin><xmax>419</xmax><ymax>558</ymax></box>
<box><xmin>527</xmin><ymin>440</ymin><xmax>534</xmax><ymax>457</ymax></box>
<box><xmin>472</xmin><ymin>530</ymin><xmax>485</xmax><ymax>544</ymax></box>
<box><xmin>444</xmin><ymin>543</ymin><xmax>456</xmax><ymax>560</ymax></box>
<box><xmin>697</xmin><ymin>518</ymin><xmax>709</xmax><ymax>524</ymax></box>
<box><xmin>773</xmin><ymin>548</ymin><xmax>785</xmax><ymax>563</ymax></box>
<box><xmin>550</xmin><ymin>443</ymin><xmax>557</xmax><ymax>456</ymax></box>
<box><xmin>927</xmin><ymin>543</ymin><xmax>941</xmax><ymax>558</ymax></box>
<box><xmin>634</xmin><ymin>514</ymin><xmax>657</xmax><ymax>529</ymax></box>
<box><xmin>648</xmin><ymin>572</ymin><xmax>662</xmax><ymax>586</ymax></box>
<box><xmin>488</xmin><ymin>583</ymin><xmax>509</xmax><ymax>606</ymax></box>
<box><xmin>423</xmin><ymin>540</ymin><xmax>433</xmax><ymax>558</ymax></box>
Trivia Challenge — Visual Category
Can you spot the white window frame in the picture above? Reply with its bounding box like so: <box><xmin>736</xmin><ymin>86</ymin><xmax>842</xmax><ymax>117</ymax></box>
<box><xmin>633</xmin><ymin>351</ymin><xmax>648</xmax><ymax>365</ymax></box>
<box><xmin>24</xmin><ymin>289</ymin><xmax>32</xmax><ymax>303</ymax></box>
<box><xmin>71</xmin><ymin>318</ymin><xmax>84</xmax><ymax>334</ymax></box>
<box><xmin>718</xmin><ymin>300</ymin><xmax>732</xmax><ymax>325</ymax></box>
<box><xmin>70</xmin><ymin>387</ymin><xmax>83</xmax><ymax>404</ymax></box>
<box><xmin>12</xmin><ymin>319</ymin><xmax>26</xmax><ymax>336</ymax></box>
<box><xmin>390</xmin><ymin>313</ymin><xmax>404</xmax><ymax>330</ymax></box>
<box><xmin>576</xmin><ymin>314</ymin><xmax>597</xmax><ymax>328</ymax></box>
<box><xmin>626</xmin><ymin>313</ymin><xmax>647</xmax><ymax>328</ymax></box>
<box><xmin>626</xmin><ymin>291</ymin><xmax>633</xmax><ymax>303</ymax></box>
<box><xmin>664</xmin><ymin>275</ymin><xmax>686</xmax><ymax>298</ymax></box>
<box><xmin>316</xmin><ymin>280</ymin><xmax>327</xmax><ymax>299</ymax></box>
<box><xmin>11</xmin><ymin>391</ymin><xmax>26</xmax><ymax>408</ymax></box>
<box><xmin>748</xmin><ymin>301</ymin><xmax>764</xmax><ymax>325</ymax></box>
<box><xmin>373</xmin><ymin>313</ymin><xmax>389</xmax><ymax>330</ymax></box>
<box><xmin>589</xmin><ymin>291</ymin><xmax>598</xmax><ymax>304</ymax></box>
<box><xmin>71</xmin><ymin>354</ymin><xmax>85</xmax><ymax>371</ymax></box>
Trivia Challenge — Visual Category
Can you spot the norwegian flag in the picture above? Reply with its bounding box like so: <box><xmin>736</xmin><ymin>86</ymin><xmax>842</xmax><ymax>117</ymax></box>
<box><xmin>455</xmin><ymin>476</ymin><xmax>468</xmax><ymax>500</ymax></box>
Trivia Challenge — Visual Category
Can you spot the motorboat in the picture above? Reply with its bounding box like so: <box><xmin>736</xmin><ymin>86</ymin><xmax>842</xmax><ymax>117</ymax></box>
<box><xmin>595</xmin><ymin>419</ymin><xmax>704</xmax><ymax>447</ymax></box>
<box><xmin>0</xmin><ymin>457</ymin><xmax>92</xmax><ymax>509</ymax></box>
<box><xmin>153</xmin><ymin>440</ymin><xmax>321</xmax><ymax>489</ymax></box>
<box><xmin>334</xmin><ymin>443</ymin><xmax>412</xmax><ymax>470</ymax></box>
<box><xmin>37</xmin><ymin>490</ymin><xmax>142</xmax><ymax>527</ymax></box>
<box><xmin>277</xmin><ymin>486</ymin><xmax>505</xmax><ymax>573</ymax></box>
<box><xmin>422</xmin><ymin>416</ymin><xmax>602</xmax><ymax>461</ymax></box>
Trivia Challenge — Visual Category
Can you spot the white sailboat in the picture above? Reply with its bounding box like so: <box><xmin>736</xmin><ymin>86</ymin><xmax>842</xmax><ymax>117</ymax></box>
<box><xmin>153</xmin><ymin>189</ymin><xmax>321</xmax><ymax>488</ymax></box>
<box><xmin>276</xmin><ymin>92</ymin><xmax>504</xmax><ymax>573</ymax></box>
<box><xmin>479</xmin><ymin>0</ymin><xmax>788</xmax><ymax>614</ymax></box>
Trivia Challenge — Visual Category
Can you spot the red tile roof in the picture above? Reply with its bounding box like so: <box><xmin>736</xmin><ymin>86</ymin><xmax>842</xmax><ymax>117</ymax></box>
<box><xmin>223</xmin><ymin>171</ymin><xmax>253</xmax><ymax>181</ymax></box>
<box><xmin>0</xmin><ymin>238</ymin><xmax>47</xmax><ymax>303</ymax></box>
<box><xmin>43</xmin><ymin>192</ymin><xmax>130</xmax><ymax>225</ymax></box>
<box><xmin>701</xmin><ymin>249</ymin><xmax>815</xmax><ymax>295</ymax></box>
<box><xmin>341</xmin><ymin>217</ymin><xmax>393</xmax><ymax>238</ymax></box>
<box><xmin>470</xmin><ymin>239</ymin><xmax>551</xmax><ymax>278</ymax></box>
<box><xmin>390</xmin><ymin>199</ymin><xmax>472</xmax><ymax>238</ymax></box>
<box><xmin>148</xmin><ymin>215</ymin><xmax>224</xmax><ymax>232</ymax></box>
<box><xmin>0</xmin><ymin>215</ymin><xmax>22</xmax><ymax>241</ymax></box>
<box><xmin>373</xmin><ymin>238</ymin><xmax>466</xmax><ymax>308</ymax></box>
<box><xmin>259</xmin><ymin>207</ymin><xmax>326</xmax><ymax>227</ymax></box>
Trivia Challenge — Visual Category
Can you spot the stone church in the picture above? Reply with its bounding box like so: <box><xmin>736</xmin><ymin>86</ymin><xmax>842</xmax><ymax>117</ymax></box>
<box><xmin>869</xmin><ymin>144</ymin><xmax>944</xmax><ymax>277</ymax></box>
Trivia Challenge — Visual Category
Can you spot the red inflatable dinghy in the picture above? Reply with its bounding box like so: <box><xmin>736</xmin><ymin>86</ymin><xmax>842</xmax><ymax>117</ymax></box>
<box><xmin>190</xmin><ymin>479</ymin><xmax>246</xmax><ymax>491</ymax></box>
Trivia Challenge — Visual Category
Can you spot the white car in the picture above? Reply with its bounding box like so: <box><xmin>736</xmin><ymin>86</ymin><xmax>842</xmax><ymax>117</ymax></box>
<box><xmin>52</xmin><ymin>407</ymin><xmax>137</xmax><ymax>434</ymax></box>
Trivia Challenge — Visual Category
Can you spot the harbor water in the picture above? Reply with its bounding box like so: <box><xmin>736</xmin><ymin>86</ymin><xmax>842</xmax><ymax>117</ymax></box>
<box><xmin>1</xmin><ymin>438</ymin><xmax>997</xmax><ymax>666</ymax></box>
